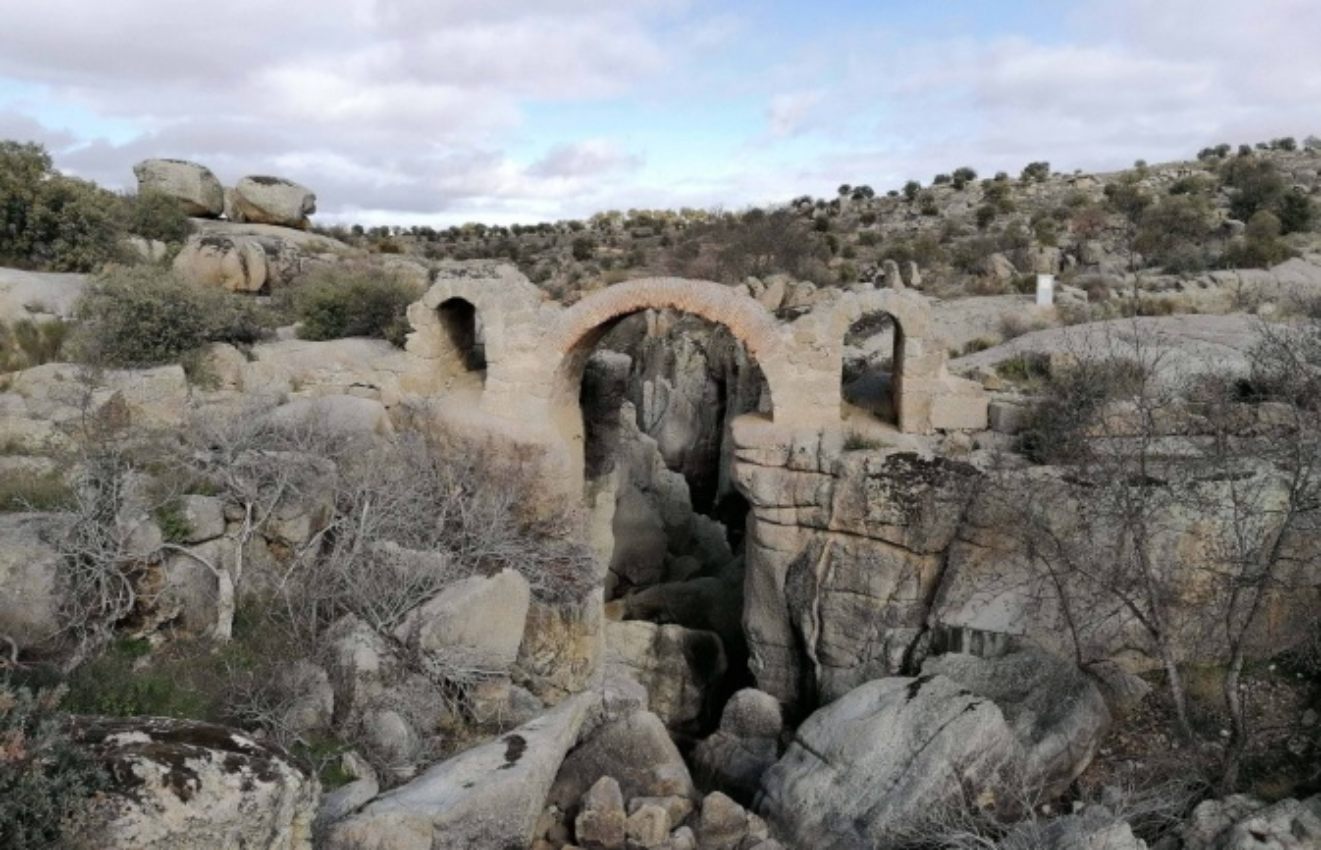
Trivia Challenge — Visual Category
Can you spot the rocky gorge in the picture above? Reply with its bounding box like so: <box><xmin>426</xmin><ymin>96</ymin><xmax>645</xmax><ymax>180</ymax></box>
<box><xmin>0</xmin><ymin>145</ymin><xmax>1320</xmax><ymax>850</ymax></box>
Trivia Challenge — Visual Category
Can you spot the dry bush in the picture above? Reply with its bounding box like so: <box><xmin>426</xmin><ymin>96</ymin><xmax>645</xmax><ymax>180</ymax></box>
<box><xmin>889</xmin><ymin>771</ymin><xmax>1198</xmax><ymax>850</ymax></box>
<box><xmin>998</xmin><ymin>313</ymin><xmax>1051</xmax><ymax>341</ymax></box>
<box><xmin>174</xmin><ymin>407</ymin><xmax>596</xmax><ymax>647</ymax></box>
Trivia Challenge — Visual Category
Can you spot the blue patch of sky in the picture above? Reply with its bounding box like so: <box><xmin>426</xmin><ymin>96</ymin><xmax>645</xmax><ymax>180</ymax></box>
<box><xmin>514</xmin><ymin>0</ymin><xmax>1074</xmax><ymax>192</ymax></box>
<box><xmin>0</xmin><ymin>78</ymin><xmax>140</xmax><ymax>145</ymax></box>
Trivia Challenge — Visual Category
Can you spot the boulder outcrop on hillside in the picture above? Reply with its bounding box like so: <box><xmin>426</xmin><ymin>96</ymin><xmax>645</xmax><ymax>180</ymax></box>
<box><xmin>1182</xmin><ymin>794</ymin><xmax>1321</xmax><ymax>849</ymax></box>
<box><xmin>0</xmin><ymin>512</ymin><xmax>69</xmax><ymax>650</ymax></box>
<box><xmin>922</xmin><ymin>648</ymin><xmax>1110</xmax><ymax>793</ymax></box>
<box><xmin>758</xmin><ymin>674</ymin><xmax>1024</xmax><ymax>849</ymax></box>
<box><xmin>605</xmin><ymin>620</ymin><xmax>726</xmax><ymax>729</ymax></box>
<box><xmin>692</xmin><ymin>688</ymin><xmax>782</xmax><ymax>803</ymax></box>
<box><xmin>173</xmin><ymin>233</ymin><xmax>269</xmax><ymax>292</ymax></box>
<box><xmin>322</xmin><ymin>693</ymin><xmax>593</xmax><ymax>850</ymax></box>
<box><xmin>66</xmin><ymin>715</ymin><xmax>319</xmax><ymax>850</ymax></box>
<box><xmin>133</xmin><ymin>158</ymin><xmax>225</xmax><ymax>217</ymax></box>
<box><xmin>232</xmin><ymin>176</ymin><xmax>317</xmax><ymax>228</ymax></box>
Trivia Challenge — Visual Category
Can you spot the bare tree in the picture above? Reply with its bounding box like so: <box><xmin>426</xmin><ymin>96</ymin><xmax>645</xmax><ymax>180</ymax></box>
<box><xmin>991</xmin><ymin>327</ymin><xmax>1203</xmax><ymax>738</ymax></box>
<box><xmin>1187</xmin><ymin>320</ymin><xmax>1321</xmax><ymax>790</ymax></box>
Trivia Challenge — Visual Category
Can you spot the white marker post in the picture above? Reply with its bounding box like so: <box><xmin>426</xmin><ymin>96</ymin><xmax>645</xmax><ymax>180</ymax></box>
<box><xmin>1035</xmin><ymin>273</ymin><xmax>1055</xmax><ymax>307</ymax></box>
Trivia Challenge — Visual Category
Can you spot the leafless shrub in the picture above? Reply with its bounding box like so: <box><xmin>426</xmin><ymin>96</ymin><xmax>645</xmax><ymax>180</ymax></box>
<box><xmin>998</xmin><ymin>313</ymin><xmax>1051</xmax><ymax>341</ymax></box>
<box><xmin>55</xmin><ymin>444</ymin><xmax>170</xmax><ymax>670</ymax></box>
<box><xmin>889</xmin><ymin>772</ymin><xmax>1198</xmax><ymax>849</ymax></box>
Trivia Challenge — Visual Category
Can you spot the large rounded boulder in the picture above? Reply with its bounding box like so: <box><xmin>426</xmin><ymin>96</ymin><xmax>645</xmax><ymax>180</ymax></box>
<box><xmin>758</xmin><ymin>674</ymin><xmax>1024</xmax><ymax>849</ymax></box>
<box><xmin>133</xmin><ymin>159</ymin><xmax>225</xmax><ymax>217</ymax></box>
<box><xmin>172</xmin><ymin>233</ymin><xmax>269</xmax><ymax>292</ymax></box>
<box><xmin>232</xmin><ymin>176</ymin><xmax>317</xmax><ymax>229</ymax></box>
<box><xmin>921</xmin><ymin>648</ymin><xmax>1111</xmax><ymax>794</ymax></box>
<box><xmin>66</xmin><ymin>716</ymin><xmax>319</xmax><ymax>850</ymax></box>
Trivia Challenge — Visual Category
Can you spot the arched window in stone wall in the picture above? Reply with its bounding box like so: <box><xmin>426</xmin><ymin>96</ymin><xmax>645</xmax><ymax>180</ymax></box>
<box><xmin>841</xmin><ymin>310</ymin><xmax>904</xmax><ymax>425</ymax></box>
<box><xmin>437</xmin><ymin>297</ymin><xmax>486</xmax><ymax>377</ymax></box>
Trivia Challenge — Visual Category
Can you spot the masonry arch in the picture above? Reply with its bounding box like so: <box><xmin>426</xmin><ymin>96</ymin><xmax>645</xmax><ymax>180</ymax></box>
<box><xmin>436</xmin><ymin>297</ymin><xmax>486</xmax><ymax>378</ymax></box>
<box><xmin>840</xmin><ymin>309</ymin><xmax>905</xmax><ymax>425</ymax></box>
<box><xmin>547</xmin><ymin>278</ymin><xmax>794</xmax><ymax>425</ymax></box>
<box><xmin>830</xmin><ymin>289</ymin><xmax>940</xmax><ymax>433</ymax></box>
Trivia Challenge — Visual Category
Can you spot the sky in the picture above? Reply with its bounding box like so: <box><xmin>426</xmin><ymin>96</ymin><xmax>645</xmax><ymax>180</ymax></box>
<box><xmin>1</xmin><ymin>0</ymin><xmax>1319</xmax><ymax>227</ymax></box>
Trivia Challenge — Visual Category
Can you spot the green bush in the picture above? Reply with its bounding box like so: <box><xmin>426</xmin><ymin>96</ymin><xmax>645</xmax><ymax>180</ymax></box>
<box><xmin>288</xmin><ymin>267</ymin><xmax>422</xmax><ymax>347</ymax></box>
<box><xmin>0</xmin><ymin>141</ymin><xmax>125</xmax><ymax>272</ymax></box>
<box><xmin>0</xmin><ymin>319</ymin><xmax>69</xmax><ymax>372</ymax></box>
<box><xmin>122</xmin><ymin>190</ymin><xmax>193</xmax><ymax>245</ymax></box>
<box><xmin>1135</xmin><ymin>194</ymin><xmax>1215</xmax><ymax>271</ymax></box>
<box><xmin>1278</xmin><ymin>189</ymin><xmax>1315</xmax><ymax>235</ymax></box>
<box><xmin>73</xmin><ymin>267</ymin><xmax>274</xmax><ymax>367</ymax></box>
<box><xmin>1222</xmin><ymin>210</ymin><xmax>1295</xmax><ymax>269</ymax></box>
<box><xmin>0</xmin><ymin>683</ymin><xmax>108</xmax><ymax>850</ymax></box>
<box><xmin>1017</xmin><ymin>357</ymin><xmax>1150</xmax><ymax>464</ymax></box>
<box><xmin>62</xmin><ymin>639</ymin><xmax>217</xmax><ymax>720</ymax></box>
<box><xmin>1223</xmin><ymin>156</ymin><xmax>1286</xmax><ymax>222</ymax></box>
<box><xmin>1021</xmin><ymin>161</ymin><xmax>1050</xmax><ymax>183</ymax></box>
<box><xmin>951</xmin><ymin>166</ymin><xmax>977</xmax><ymax>189</ymax></box>
<box><xmin>570</xmin><ymin>236</ymin><xmax>595</xmax><ymax>261</ymax></box>
<box><xmin>0</xmin><ymin>471</ymin><xmax>73</xmax><ymax>513</ymax></box>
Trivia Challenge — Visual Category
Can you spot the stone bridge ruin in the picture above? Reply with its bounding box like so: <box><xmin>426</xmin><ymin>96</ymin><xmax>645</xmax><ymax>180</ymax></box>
<box><xmin>403</xmin><ymin>263</ymin><xmax>990</xmax><ymax>705</ymax></box>
<box><xmin>404</xmin><ymin>263</ymin><xmax>987</xmax><ymax>483</ymax></box>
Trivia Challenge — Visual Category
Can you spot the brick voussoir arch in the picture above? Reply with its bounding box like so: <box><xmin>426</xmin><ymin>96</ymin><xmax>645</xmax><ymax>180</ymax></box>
<box><xmin>548</xmin><ymin>277</ymin><xmax>800</xmax><ymax>421</ymax></box>
<box><xmin>550</xmin><ymin>277</ymin><xmax>786</xmax><ymax>360</ymax></box>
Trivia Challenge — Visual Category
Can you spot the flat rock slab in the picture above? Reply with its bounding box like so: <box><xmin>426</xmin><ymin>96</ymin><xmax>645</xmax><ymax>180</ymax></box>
<box><xmin>323</xmin><ymin>692</ymin><xmax>594</xmax><ymax>850</ymax></box>
<box><xmin>951</xmin><ymin>314</ymin><xmax>1262</xmax><ymax>385</ymax></box>
<box><xmin>0</xmin><ymin>267</ymin><xmax>87</xmax><ymax>321</ymax></box>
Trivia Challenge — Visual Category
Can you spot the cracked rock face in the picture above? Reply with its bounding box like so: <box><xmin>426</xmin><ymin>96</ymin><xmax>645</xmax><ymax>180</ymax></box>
<box><xmin>757</xmin><ymin>674</ymin><xmax>1024</xmax><ymax>850</ymax></box>
<box><xmin>67</xmin><ymin>716</ymin><xmax>319</xmax><ymax>850</ymax></box>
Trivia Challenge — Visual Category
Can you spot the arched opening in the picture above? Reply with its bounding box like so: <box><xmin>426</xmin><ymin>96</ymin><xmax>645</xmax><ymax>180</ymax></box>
<box><xmin>437</xmin><ymin>297</ymin><xmax>486</xmax><ymax>377</ymax></box>
<box><xmin>841</xmin><ymin>310</ymin><xmax>904</xmax><ymax>428</ymax></box>
<box><xmin>569</xmin><ymin>305</ymin><xmax>770</xmax><ymax>738</ymax></box>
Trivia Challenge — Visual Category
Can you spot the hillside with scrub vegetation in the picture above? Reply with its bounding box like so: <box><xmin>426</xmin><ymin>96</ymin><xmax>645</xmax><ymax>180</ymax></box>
<box><xmin>0</xmin><ymin>133</ymin><xmax>1320</xmax><ymax>850</ymax></box>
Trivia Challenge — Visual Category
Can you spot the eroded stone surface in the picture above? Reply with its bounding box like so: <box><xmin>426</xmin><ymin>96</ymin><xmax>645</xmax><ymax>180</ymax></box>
<box><xmin>69</xmin><ymin>716</ymin><xmax>319</xmax><ymax>850</ymax></box>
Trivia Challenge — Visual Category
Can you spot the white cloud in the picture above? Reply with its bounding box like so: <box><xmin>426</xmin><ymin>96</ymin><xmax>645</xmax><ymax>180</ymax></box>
<box><xmin>527</xmin><ymin>140</ymin><xmax>642</xmax><ymax>179</ymax></box>
<box><xmin>1</xmin><ymin>0</ymin><xmax>1318</xmax><ymax>224</ymax></box>
<box><xmin>766</xmin><ymin>90</ymin><xmax>823</xmax><ymax>138</ymax></box>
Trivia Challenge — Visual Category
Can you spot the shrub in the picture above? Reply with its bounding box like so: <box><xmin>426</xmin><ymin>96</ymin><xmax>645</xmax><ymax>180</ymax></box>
<box><xmin>951</xmin><ymin>166</ymin><xmax>977</xmax><ymax>189</ymax></box>
<box><xmin>0</xmin><ymin>141</ymin><xmax>124</xmax><ymax>272</ymax></box>
<box><xmin>121</xmin><ymin>190</ymin><xmax>192</xmax><ymax>245</ymax></box>
<box><xmin>73</xmin><ymin>267</ymin><xmax>274</xmax><ymax>367</ymax></box>
<box><xmin>0</xmin><ymin>319</ymin><xmax>69</xmax><ymax>372</ymax></box>
<box><xmin>1222</xmin><ymin>210</ymin><xmax>1295</xmax><ymax>269</ymax></box>
<box><xmin>976</xmin><ymin>204</ymin><xmax>997</xmax><ymax>230</ymax></box>
<box><xmin>983</xmin><ymin>180</ymin><xmax>1014</xmax><ymax>212</ymax></box>
<box><xmin>1021</xmin><ymin>161</ymin><xmax>1050</xmax><ymax>183</ymax></box>
<box><xmin>1168</xmin><ymin>174</ymin><xmax>1213</xmax><ymax>196</ymax></box>
<box><xmin>959</xmin><ymin>337</ymin><xmax>995</xmax><ymax>356</ymax></box>
<box><xmin>1278</xmin><ymin>189</ymin><xmax>1315</xmax><ymax>235</ymax></box>
<box><xmin>0</xmin><ymin>683</ymin><xmax>108</xmax><ymax>850</ymax></box>
<box><xmin>703</xmin><ymin>209</ymin><xmax>826</xmax><ymax>283</ymax></box>
<box><xmin>995</xmin><ymin>351</ymin><xmax>1052</xmax><ymax>383</ymax></box>
<box><xmin>1017</xmin><ymin>357</ymin><xmax>1150</xmax><ymax>463</ymax></box>
<box><xmin>902</xmin><ymin>180</ymin><xmax>921</xmax><ymax>202</ymax></box>
<box><xmin>933</xmin><ymin>173</ymin><xmax>951</xmax><ymax>185</ymax></box>
<box><xmin>288</xmin><ymin>267</ymin><xmax>421</xmax><ymax>347</ymax></box>
<box><xmin>1222</xmin><ymin>156</ymin><xmax>1286</xmax><ymax>222</ymax></box>
<box><xmin>570</xmin><ymin>235</ymin><xmax>595</xmax><ymax>261</ymax></box>
<box><xmin>1104</xmin><ymin>178</ymin><xmax>1153</xmax><ymax>224</ymax></box>
<box><xmin>998</xmin><ymin>313</ymin><xmax>1051</xmax><ymax>341</ymax></box>
<box><xmin>1135</xmin><ymin>194</ymin><xmax>1215</xmax><ymax>270</ymax></box>
<box><xmin>0</xmin><ymin>470</ymin><xmax>73</xmax><ymax>512</ymax></box>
